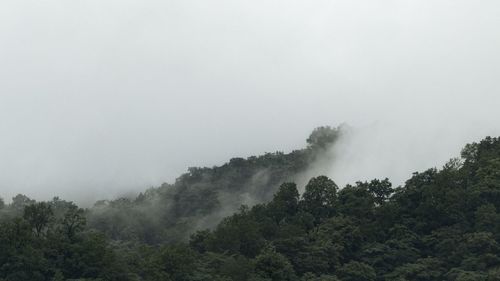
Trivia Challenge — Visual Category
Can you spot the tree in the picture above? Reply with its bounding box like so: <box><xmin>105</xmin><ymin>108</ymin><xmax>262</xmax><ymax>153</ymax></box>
<box><xmin>487</xmin><ymin>267</ymin><xmax>500</xmax><ymax>281</ymax></box>
<box><xmin>209</xmin><ymin>206</ymin><xmax>265</xmax><ymax>257</ymax></box>
<box><xmin>269</xmin><ymin>183</ymin><xmax>300</xmax><ymax>223</ymax></box>
<box><xmin>338</xmin><ymin>261</ymin><xmax>376</xmax><ymax>281</ymax></box>
<box><xmin>253</xmin><ymin>246</ymin><xmax>297</xmax><ymax>281</ymax></box>
<box><xmin>312</xmin><ymin>216</ymin><xmax>363</xmax><ymax>265</ymax></box>
<box><xmin>384</xmin><ymin>258</ymin><xmax>445</xmax><ymax>281</ymax></box>
<box><xmin>446</xmin><ymin>269</ymin><xmax>487</xmax><ymax>281</ymax></box>
<box><xmin>307</xmin><ymin>126</ymin><xmax>341</xmax><ymax>150</ymax></box>
<box><xmin>23</xmin><ymin>202</ymin><xmax>53</xmax><ymax>237</ymax></box>
<box><xmin>0</xmin><ymin>218</ymin><xmax>48</xmax><ymax>281</ymax></box>
<box><xmin>367</xmin><ymin>178</ymin><xmax>393</xmax><ymax>205</ymax></box>
<box><xmin>301</xmin><ymin>176</ymin><xmax>338</xmax><ymax>222</ymax></box>
<box><xmin>475</xmin><ymin>204</ymin><xmax>500</xmax><ymax>233</ymax></box>
<box><xmin>2</xmin><ymin>133</ymin><xmax>500</xmax><ymax>280</ymax></box>
<box><xmin>11</xmin><ymin>194</ymin><xmax>35</xmax><ymax>211</ymax></box>
<box><xmin>60</xmin><ymin>205</ymin><xmax>86</xmax><ymax>240</ymax></box>
<box><xmin>301</xmin><ymin>273</ymin><xmax>340</xmax><ymax>281</ymax></box>
<box><xmin>155</xmin><ymin>244</ymin><xmax>197</xmax><ymax>281</ymax></box>
<box><xmin>189</xmin><ymin>229</ymin><xmax>212</xmax><ymax>253</ymax></box>
<box><xmin>457</xmin><ymin>232</ymin><xmax>500</xmax><ymax>271</ymax></box>
<box><xmin>337</xmin><ymin>182</ymin><xmax>375</xmax><ymax>221</ymax></box>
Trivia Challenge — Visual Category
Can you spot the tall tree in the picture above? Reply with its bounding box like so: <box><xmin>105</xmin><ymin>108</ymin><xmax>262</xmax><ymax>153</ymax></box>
<box><xmin>23</xmin><ymin>202</ymin><xmax>53</xmax><ymax>237</ymax></box>
<box><xmin>301</xmin><ymin>176</ymin><xmax>338</xmax><ymax>222</ymax></box>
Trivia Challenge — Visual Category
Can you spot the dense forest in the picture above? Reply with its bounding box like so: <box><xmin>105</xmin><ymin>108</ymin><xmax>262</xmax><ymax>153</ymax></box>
<box><xmin>2</xmin><ymin>128</ymin><xmax>500</xmax><ymax>280</ymax></box>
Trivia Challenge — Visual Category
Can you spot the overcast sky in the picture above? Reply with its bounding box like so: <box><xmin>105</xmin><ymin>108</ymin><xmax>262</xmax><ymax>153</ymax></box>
<box><xmin>1</xmin><ymin>0</ymin><xmax>499</xmax><ymax>203</ymax></box>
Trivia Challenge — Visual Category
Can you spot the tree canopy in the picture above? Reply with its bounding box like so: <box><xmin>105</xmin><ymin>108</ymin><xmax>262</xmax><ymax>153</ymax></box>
<box><xmin>1</xmin><ymin>132</ymin><xmax>500</xmax><ymax>280</ymax></box>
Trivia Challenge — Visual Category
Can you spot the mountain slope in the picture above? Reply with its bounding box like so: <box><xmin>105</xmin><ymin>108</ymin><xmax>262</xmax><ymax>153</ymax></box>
<box><xmin>2</xmin><ymin>132</ymin><xmax>500</xmax><ymax>280</ymax></box>
<box><xmin>87</xmin><ymin>126</ymin><xmax>342</xmax><ymax>243</ymax></box>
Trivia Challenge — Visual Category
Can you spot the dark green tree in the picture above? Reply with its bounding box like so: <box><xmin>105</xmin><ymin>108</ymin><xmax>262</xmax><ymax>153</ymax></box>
<box><xmin>60</xmin><ymin>205</ymin><xmax>86</xmax><ymax>240</ymax></box>
<box><xmin>269</xmin><ymin>182</ymin><xmax>300</xmax><ymax>223</ymax></box>
<box><xmin>23</xmin><ymin>202</ymin><xmax>53</xmax><ymax>237</ymax></box>
<box><xmin>338</xmin><ymin>261</ymin><xmax>376</xmax><ymax>281</ymax></box>
<box><xmin>367</xmin><ymin>178</ymin><xmax>393</xmax><ymax>205</ymax></box>
<box><xmin>307</xmin><ymin>126</ymin><xmax>342</xmax><ymax>150</ymax></box>
<box><xmin>301</xmin><ymin>176</ymin><xmax>338</xmax><ymax>222</ymax></box>
<box><xmin>11</xmin><ymin>194</ymin><xmax>35</xmax><ymax>211</ymax></box>
<box><xmin>253</xmin><ymin>246</ymin><xmax>297</xmax><ymax>281</ymax></box>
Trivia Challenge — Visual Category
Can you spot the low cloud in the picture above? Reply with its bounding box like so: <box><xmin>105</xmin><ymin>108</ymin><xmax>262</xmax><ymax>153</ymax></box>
<box><xmin>0</xmin><ymin>0</ymin><xmax>499</xmax><ymax>203</ymax></box>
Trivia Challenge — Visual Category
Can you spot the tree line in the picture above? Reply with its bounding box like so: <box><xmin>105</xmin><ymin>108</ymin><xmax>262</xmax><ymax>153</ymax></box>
<box><xmin>1</xmin><ymin>130</ymin><xmax>500</xmax><ymax>280</ymax></box>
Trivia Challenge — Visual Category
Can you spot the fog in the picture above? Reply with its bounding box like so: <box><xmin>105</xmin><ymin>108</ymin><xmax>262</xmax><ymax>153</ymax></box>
<box><xmin>1</xmin><ymin>0</ymin><xmax>499</xmax><ymax>203</ymax></box>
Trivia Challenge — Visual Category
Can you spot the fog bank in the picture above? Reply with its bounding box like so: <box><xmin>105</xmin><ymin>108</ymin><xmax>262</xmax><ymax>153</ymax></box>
<box><xmin>0</xmin><ymin>0</ymin><xmax>499</xmax><ymax>203</ymax></box>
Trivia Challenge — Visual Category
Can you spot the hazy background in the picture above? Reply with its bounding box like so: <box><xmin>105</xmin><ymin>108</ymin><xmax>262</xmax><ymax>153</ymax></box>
<box><xmin>1</xmin><ymin>0</ymin><xmax>499</xmax><ymax>203</ymax></box>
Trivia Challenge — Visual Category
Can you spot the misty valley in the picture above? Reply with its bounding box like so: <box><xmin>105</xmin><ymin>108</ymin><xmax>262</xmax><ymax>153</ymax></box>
<box><xmin>1</xmin><ymin>127</ymin><xmax>500</xmax><ymax>280</ymax></box>
<box><xmin>2</xmin><ymin>0</ymin><xmax>500</xmax><ymax>279</ymax></box>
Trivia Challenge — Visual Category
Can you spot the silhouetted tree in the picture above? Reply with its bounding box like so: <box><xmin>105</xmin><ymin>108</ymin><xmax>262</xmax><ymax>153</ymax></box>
<box><xmin>23</xmin><ymin>202</ymin><xmax>53</xmax><ymax>237</ymax></box>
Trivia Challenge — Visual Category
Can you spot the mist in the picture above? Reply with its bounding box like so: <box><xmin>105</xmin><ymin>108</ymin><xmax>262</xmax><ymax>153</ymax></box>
<box><xmin>1</xmin><ymin>0</ymin><xmax>499</xmax><ymax>203</ymax></box>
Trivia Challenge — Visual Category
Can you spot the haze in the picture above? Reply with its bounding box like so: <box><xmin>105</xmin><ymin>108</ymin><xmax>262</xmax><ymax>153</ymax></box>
<box><xmin>1</xmin><ymin>0</ymin><xmax>499</xmax><ymax>203</ymax></box>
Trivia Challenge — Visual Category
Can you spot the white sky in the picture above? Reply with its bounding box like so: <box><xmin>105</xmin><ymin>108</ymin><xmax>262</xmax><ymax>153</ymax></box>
<box><xmin>1</xmin><ymin>0</ymin><xmax>499</xmax><ymax>203</ymax></box>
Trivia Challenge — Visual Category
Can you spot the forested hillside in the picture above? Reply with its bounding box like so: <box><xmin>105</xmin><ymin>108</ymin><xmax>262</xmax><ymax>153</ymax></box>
<box><xmin>86</xmin><ymin>126</ymin><xmax>341</xmax><ymax>243</ymax></box>
<box><xmin>2</xmin><ymin>132</ymin><xmax>500</xmax><ymax>280</ymax></box>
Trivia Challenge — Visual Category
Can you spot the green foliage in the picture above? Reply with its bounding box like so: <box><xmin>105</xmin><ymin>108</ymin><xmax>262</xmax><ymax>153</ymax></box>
<box><xmin>86</xmin><ymin>127</ymin><xmax>342</xmax><ymax>244</ymax></box>
<box><xmin>208</xmin><ymin>206</ymin><xmax>265</xmax><ymax>257</ymax></box>
<box><xmin>268</xmin><ymin>183</ymin><xmax>300</xmax><ymax>223</ymax></box>
<box><xmin>301</xmin><ymin>273</ymin><xmax>340</xmax><ymax>281</ymax></box>
<box><xmin>253</xmin><ymin>246</ymin><xmax>297</xmax><ymax>281</ymax></box>
<box><xmin>60</xmin><ymin>205</ymin><xmax>87</xmax><ymax>240</ymax></box>
<box><xmin>11</xmin><ymin>194</ymin><xmax>35</xmax><ymax>211</ymax></box>
<box><xmin>385</xmin><ymin>258</ymin><xmax>445</xmax><ymax>280</ymax></box>
<box><xmin>23</xmin><ymin>202</ymin><xmax>53</xmax><ymax>237</ymax></box>
<box><xmin>301</xmin><ymin>176</ymin><xmax>338</xmax><ymax>222</ymax></box>
<box><xmin>306</xmin><ymin>126</ymin><xmax>342</xmax><ymax>150</ymax></box>
<box><xmin>1</xmin><ymin>133</ymin><xmax>500</xmax><ymax>280</ymax></box>
<box><xmin>338</xmin><ymin>261</ymin><xmax>376</xmax><ymax>281</ymax></box>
